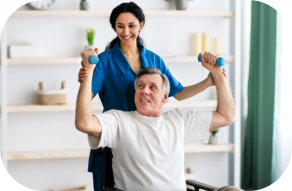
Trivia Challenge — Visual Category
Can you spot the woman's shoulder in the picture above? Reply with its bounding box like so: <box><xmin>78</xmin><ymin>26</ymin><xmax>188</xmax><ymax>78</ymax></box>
<box><xmin>142</xmin><ymin>48</ymin><xmax>164</xmax><ymax>66</ymax></box>
<box><xmin>143</xmin><ymin>47</ymin><xmax>161</xmax><ymax>58</ymax></box>
<box><xmin>97</xmin><ymin>49</ymin><xmax>116</xmax><ymax>65</ymax></box>
<box><xmin>98</xmin><ymin>49</ymin><xmax>111</xmax><ymax>59</ymax></box>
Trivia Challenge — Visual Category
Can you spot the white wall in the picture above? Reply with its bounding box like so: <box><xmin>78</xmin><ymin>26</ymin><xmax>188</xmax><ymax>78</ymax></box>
<box><xmin>5</xmin><ymin>0</ymin><xmax>232</xmax><ymax>190</ymax></box>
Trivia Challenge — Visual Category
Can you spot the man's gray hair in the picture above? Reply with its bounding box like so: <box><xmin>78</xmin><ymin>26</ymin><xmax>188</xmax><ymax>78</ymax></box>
<box><xmin>134</xmin><ymin>67</ymin><xmax>170</xmax><ymax>94</ymax></box>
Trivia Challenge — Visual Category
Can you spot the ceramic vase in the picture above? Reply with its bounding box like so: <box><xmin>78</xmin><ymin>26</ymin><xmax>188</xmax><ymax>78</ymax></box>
<box><xmin>175</xmin><ymin>0</ymin><xmax>188</xmax><ymax>10</ymax></box>
<box><xmin>80</xmin><ymin>1</ymin><xmax>89</xmax><ymax>10</ymax></box>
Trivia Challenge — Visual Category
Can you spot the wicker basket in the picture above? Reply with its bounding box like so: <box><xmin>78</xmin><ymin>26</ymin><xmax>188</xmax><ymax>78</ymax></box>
<box><xmin>37</xmin><ymin>81</ymin><xmax>67</xmax><ymax>105</ymax></box>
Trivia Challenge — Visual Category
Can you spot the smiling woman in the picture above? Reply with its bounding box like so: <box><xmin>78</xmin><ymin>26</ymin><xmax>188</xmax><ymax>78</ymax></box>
<box><xmin>115</xmin><ymin>12</ymin><xmax>144</xmax><ymax>74</ymax></box>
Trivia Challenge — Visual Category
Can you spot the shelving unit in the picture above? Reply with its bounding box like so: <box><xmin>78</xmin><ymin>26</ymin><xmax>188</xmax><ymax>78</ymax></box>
<box><xmin>2</xmin><ymin>99</ymin><xmax>216</xmax><ymax>113</ymax></box>
<box><xmin>12</xmin><ymin>10</ymin><xmax>235</xmax><ymax>18</ymax></box>
<box><xmin>7</xmin><ymin>55</ymin><xmax>234</xmax><ymax>65</ymax></box>
<box><xmin>7</xmin><ymin>143</ymin><xmax>234</xmax><ymax>160</ymax></box>
<box><xmin>1</xmin><ymin>2</ymin><xmax>241</xmax><ymax>189</ymax></box>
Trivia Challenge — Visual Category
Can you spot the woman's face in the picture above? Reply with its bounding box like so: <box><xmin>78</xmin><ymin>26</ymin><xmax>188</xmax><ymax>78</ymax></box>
<box><xmin>115</xmin><ymin>12</ymin><xmax>144</xmax><ymax>47</ymax></box>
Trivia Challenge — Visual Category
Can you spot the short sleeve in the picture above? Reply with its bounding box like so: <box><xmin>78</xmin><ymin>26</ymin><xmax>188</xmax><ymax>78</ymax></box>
<box><xmin>87</xmin><ymin>110</ymin><xmax>119</xmax><ymax>150</ymax></box>
<box><xmin>182</xmin><ymin>109</ymin><xmax>213</xmax><ymax>144</ymax></box>
<box><xmin>91</xmin><ymin>55</ymin><xmax>106</xmax><ymax>97</ymax></box>
<box><xmin>156</xmin><ymin>56</ymin><xmax>183</xmax><ymax>97</ymax></box>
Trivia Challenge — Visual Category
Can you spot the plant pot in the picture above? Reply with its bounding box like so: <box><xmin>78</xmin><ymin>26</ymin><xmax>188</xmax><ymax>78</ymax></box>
<box><xmin>83</xmin><ymin>45</ymin><xmax>96</xmax><ymax>51</ymax></box>
<box><xmin>80</xmin><ymin>1</ymin><xmax>89</xmax><ymax>10</ymax></box>
<box><xmin>208</xmin><ymin>136</ymin><xmax>218</xmax><ymax>144</ymax></box>
<box><xmin>175</xmin><ymin>0</ymin><xmax>188</xmax><ymax>10</ymax></box>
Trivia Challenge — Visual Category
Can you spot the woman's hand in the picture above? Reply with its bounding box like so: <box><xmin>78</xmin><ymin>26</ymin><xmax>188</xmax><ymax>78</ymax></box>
<box><xmin>78</xmin><ymin>65</ymin><xmax>89</xmax><ymax>83</ymax></box>
<box><xmin>205</xmin><ymin>72</ymin><xmax>215</xmax><ymax>86</ymax></box>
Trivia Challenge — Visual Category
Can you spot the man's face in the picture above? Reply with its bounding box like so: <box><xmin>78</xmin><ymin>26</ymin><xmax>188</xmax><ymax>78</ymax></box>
<box><xmin>134</xmin><ymin>74</ymin><xmax>168</xmax><ymax>117</ymax></box>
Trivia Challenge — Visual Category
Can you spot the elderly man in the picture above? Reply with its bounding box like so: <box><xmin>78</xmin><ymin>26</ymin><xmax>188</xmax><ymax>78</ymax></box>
<box><xmin>75</xmin><ymin>51</ymin><xmax>235</xmax><ymax>191</ymax></box>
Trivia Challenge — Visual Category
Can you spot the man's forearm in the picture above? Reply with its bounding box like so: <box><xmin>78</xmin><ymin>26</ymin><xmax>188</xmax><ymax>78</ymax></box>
<box><xmin>213</xmin><ymin>73</ymin><xmax>235</xmax><ymax>126</ymax></box>
<box><xmin>75</xmin><ymin>70</ymin><xmax>94</xmax><ymax>132</ymax></box>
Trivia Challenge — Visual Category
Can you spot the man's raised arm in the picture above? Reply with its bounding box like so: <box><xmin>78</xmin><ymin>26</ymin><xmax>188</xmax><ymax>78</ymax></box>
<box><xmin>75</xmin><ymin>48</ymin><xmax>102</xmax><ymax>138</ymax></box>
<box><xmin>200</xmin><ymin>52</ymin><xmax>235</xmax><ymax>131</ymax></box>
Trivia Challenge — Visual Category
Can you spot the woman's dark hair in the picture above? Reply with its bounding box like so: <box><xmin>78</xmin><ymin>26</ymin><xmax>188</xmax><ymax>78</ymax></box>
<box><xmin>105</xmin><ymin>2</ymin><xmax>145</xmax><ymax>50</ymax></box>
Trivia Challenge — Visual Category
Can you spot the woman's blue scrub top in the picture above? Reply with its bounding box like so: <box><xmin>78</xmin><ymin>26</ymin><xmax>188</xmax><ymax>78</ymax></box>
<box><xmin>88</xmin><ymin>41</ymin><xmax>183</xmax><ymax>171</ymax></box>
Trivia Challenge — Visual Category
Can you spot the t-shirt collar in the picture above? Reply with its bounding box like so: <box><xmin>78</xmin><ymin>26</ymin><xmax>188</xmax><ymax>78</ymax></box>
<box><xmin>134</xmin><ymin>111</ymin><xmax>163</xmax><ymax>122</ymax></box>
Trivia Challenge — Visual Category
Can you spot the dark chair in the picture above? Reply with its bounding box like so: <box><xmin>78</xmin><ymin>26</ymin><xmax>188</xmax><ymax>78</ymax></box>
<box><xmin>186</xmin><ymin>179</ymin><xmax>218</xmax><ymax>191</ymax></box>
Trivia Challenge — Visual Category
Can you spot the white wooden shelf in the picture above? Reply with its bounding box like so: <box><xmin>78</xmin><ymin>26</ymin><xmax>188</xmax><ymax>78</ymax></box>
<box><xmin>5</xmin><ymin>103</ymin><xmax>102</xmax><ymax>113</ymax></box>
<box><xmin>184</xmin><ymin>143</ymin><xmax>234</xmax><ymax>153</ymax></box>
<box><xmin>7</xmin><ymin>55</ymin><xmax>234</xmax><ymax>65</ymax></box>
<box><xmin>7</xmin><ymin>149</ymin><xmax>90</xmax><ymax>160</ymax></box>
<box><xmin>12</xmin><ymin>10</ymin><xmax>235</xmax><ymax>18</ymax></box>
<box><xmin>7</xmin><ymin>143</ymin><xmax>233</xmax><ymax>160</ymax></box>
<box><xmin>3</xmin><ymin>100</ymin><xmax>216</xmax><ymax>113</ymax></box>
<box><xmin>7</xmin><ymin>57</ymin><xmax>82</xmax><ymax>65</ymax></box>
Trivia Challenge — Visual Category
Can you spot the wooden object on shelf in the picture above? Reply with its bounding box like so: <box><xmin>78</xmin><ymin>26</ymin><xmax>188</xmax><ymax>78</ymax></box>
<box><xmin>37</xmin><ymin>81</ymin><xmax>67</xmax><ymax>105</ymax></box>
<box><xmin>51</xmin><ymin>184</ymin><xmax>87</xmax><ymax>191</ymax></box>
<box><xmin>192</xmin><ymin>33</ymin><xmax>201</xmax><ymax>56</ymax></box>
<box><xmin>202</xmin><ymin>32</ymin><xmax>210</xmax><ymax>52</ymax></box>
<box><xmin>213</xmin><ymin>37</ymin><xmax>219</xmax><ymax>54</ymax></box>
<box><xmin>8</xmin><ymin>44</ymin><xmax>38</xmax><ymax>58</ymax></box>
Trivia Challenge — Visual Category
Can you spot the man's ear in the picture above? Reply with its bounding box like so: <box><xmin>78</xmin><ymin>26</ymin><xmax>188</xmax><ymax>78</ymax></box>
<box><xmin>162</xmin><ymin>92</ymin><xmax>168</xmax><ymax>103</ymax></box>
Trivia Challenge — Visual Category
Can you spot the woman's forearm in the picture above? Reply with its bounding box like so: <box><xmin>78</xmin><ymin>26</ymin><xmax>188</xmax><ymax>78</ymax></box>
<box><xmin>174</xmin><ymin>79</ymin><xmax>211</xmax><ymax>101</ymax></box>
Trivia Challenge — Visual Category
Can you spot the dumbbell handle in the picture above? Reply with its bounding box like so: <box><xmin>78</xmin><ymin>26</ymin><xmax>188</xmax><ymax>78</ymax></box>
<box><xmin>198</xmin><ymin>54</ymin><xmax>224</xmax><ymax>66</ymax></box>
<box><xmin>89</xmin><ymin>55</ymin><xmax>99</xmax><ymax>65</ymax></box>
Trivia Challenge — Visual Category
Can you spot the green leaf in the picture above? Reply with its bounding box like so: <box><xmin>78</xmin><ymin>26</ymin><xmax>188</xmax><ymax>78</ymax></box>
<box><xmin>86</xmin><ymin>28</ymin><xmax>94</xmax><ymax>45</ymax></box>
<box><xmin>211</xmin><ymin>130</ymin><xmax>218</xmax><ymax>136</ymax></box>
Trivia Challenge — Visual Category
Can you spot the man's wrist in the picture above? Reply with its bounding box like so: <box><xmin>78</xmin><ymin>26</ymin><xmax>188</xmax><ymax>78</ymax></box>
<box><xmin>212</xmin><ymin>72</ymin><xmax>225</xmax><ymax>83</ymax></box>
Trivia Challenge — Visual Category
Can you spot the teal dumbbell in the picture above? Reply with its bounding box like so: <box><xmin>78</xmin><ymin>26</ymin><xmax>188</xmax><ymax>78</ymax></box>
<box><xmin>89</xmin><ymin>55</ymin><xmax>99</xmax><ymax>65</ymax></box>
<box><xmin>198</xmin><ymin>54</ymin><xmax>224</xmax><ymax>66</ymax></box>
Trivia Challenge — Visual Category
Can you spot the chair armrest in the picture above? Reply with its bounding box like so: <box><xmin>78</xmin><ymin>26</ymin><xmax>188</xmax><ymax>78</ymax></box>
<box><xmin>186</xmin><ymin>179</ymin><xmax>218</xmax><ymax>191</ymax></box>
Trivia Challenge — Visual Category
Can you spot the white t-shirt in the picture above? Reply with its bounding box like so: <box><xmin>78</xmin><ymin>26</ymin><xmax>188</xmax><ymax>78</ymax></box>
<box><xmin>88</xmin><ymin>109</ymin><xmax>212</xmax><ymax>191</ymax></box>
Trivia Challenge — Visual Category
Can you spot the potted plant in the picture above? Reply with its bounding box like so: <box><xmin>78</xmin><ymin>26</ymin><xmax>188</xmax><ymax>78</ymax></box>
<box><xmin>86</xmin><ymin>28</ymin><xmax>95</xmax><ymax>48</ymax></box>
<box><xmin>80</xmin><ymin>0</ymin><xmax>89</xmax><ymax>10</ymax></box>
<box><xmin>165</xmin><ymin>0</ymin><xmax>193</xmax><ymax>10</ymax></box>
<box><xmin>208</xmin><ymin>130</ymin><xmax>218</xmax><ymax>144</ymax></box>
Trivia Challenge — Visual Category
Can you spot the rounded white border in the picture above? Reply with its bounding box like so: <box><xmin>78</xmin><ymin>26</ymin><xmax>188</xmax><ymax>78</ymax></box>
<box><xmin>1</xmin><ymin>0</ymin><xmax>291</xmax><ymax>191</ymax></box>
